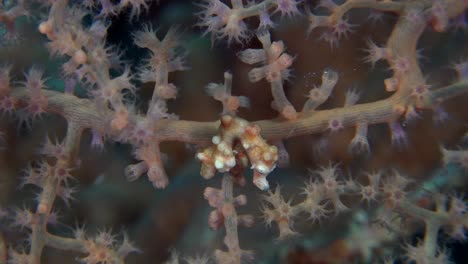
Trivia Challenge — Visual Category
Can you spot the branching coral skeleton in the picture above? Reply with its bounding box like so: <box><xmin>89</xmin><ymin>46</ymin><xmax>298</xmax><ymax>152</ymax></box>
<box><xmin>0</xmin><ymin>0</ymin><xmax>466</xmax><ymax>263</ymax></box>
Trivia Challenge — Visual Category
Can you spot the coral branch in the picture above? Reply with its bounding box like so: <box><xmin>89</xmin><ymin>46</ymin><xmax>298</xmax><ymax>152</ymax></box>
<box><xmin>9</xmin><ymin>79</ymin><xmax>468</xmax><ymax>144</ymax></box>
